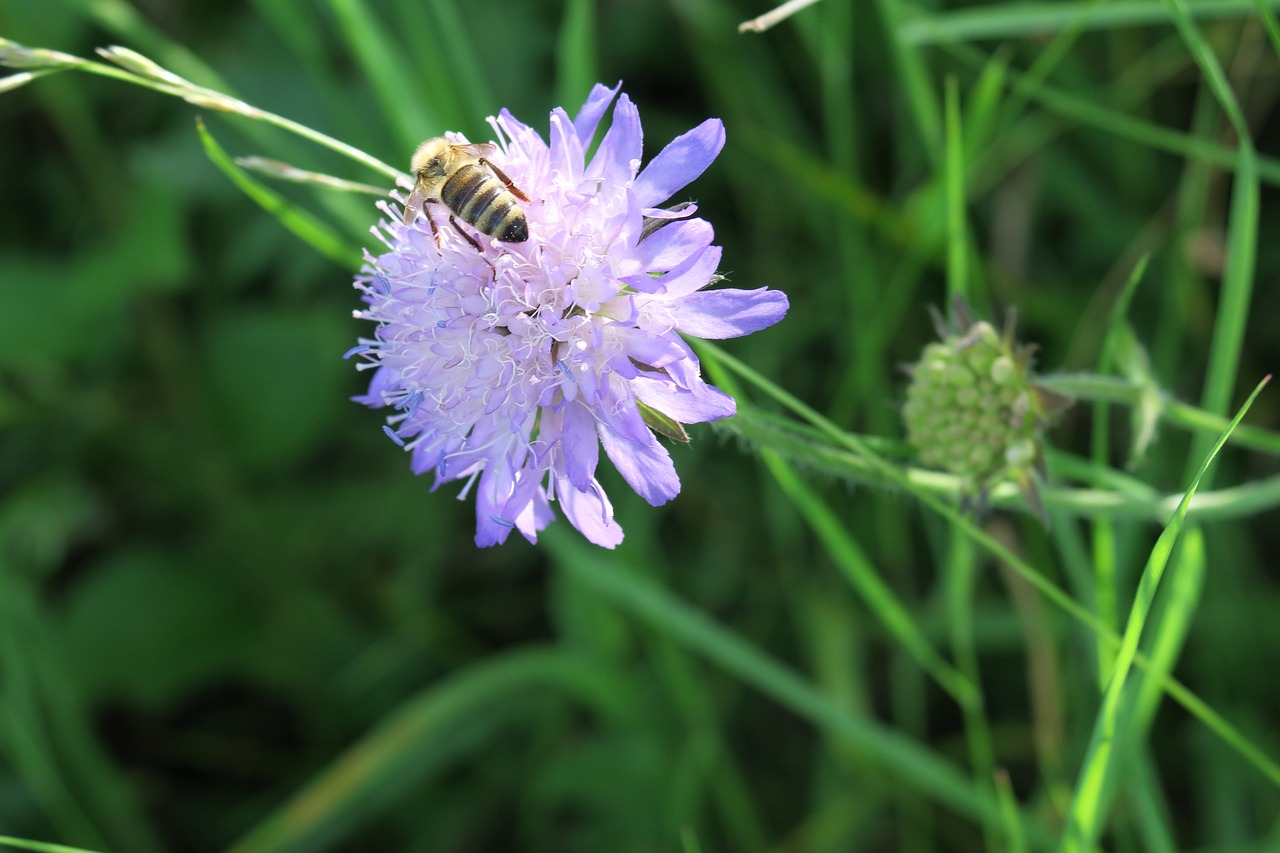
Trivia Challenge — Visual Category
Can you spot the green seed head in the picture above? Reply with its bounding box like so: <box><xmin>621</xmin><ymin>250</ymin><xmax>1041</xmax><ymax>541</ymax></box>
<box><xmin>903</xmin><ymin>301</ymin><xmax>1057</xmax><ymax>498</ymax></box>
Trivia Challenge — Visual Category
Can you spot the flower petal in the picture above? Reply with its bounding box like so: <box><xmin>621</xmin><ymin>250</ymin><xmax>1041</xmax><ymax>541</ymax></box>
<box><xmin>409</xmin><ymin>434</ymin><xmax>449</xmax><ymax>476</ymax></box>
<box><xmin>494</xmin><ymin>108</ymin><xmax>533</xmax><ymax>142</ymax></box>
<box><xmin>635</xmin><ymin>218</ymin><xmax>714</xmax><ymax>272</ymax></box>
<box><xmin>633</xmin><ymin>373</ymin><xmax>737</xmax><ymax>424</ymax></box>
<box><xmin>558</xmin><ymin>479</ymin><xmax>624</xmax><ymax>548</ymax></box>
<box><xmin>574</xmin><ymin>81</ymin><xmax>621</xmax><ymax>147</ymax></box>
<box><xmin>670</xmin><ymin>287</ymin><xmax>789</xmax><ymax>339</ymax></box>
<box><xmin>352</xmin><ymin>366</ymin><xmax>395</xmax><ymax>407</ymax></box>
<box><xmin>599</xmin><ymin>424</ymin><xmax>681</xmax><ymax>506</ymax></box>
<box><xmin>650</xmin><ymin>246</ymin><xmax>721</xmax><ymax>299</ymax></box>
<box><xmin>474</xmin><ymin>516</ymin><xmax>514</xmax><ymax>548</ymax></box>
<box><xmin>562</xmin><ymin>401</ymin><xmax>600</xmax><ymax>490</ymax></box>
<box><xmin>587</xmin><ymin>94</ymin><xmax>642</xmax><ymax>187</ymax></box>
<box><xmin>548</xmin><ymin>109</ymin><xmax>584</xmax><ymax>184</ymax></box>
<box><xmin>641</xmin><ymin>203</ymin><xmax>697</xmax><ymax>225</ymax></box>
<box><xmin>614</xmin><ymin>326</ymin><xmax>687</xmax><ymax>368</ymax></box>
<box><xmin>474</xmin><ymin>458</ymin><xmax>518</xmax><ymax>547</ymax></box>
<box><xmin>634</xmin><ymin>118</ymin><xmax>725</xmax><ymax>208</ymax></box>
<box><xmin>591</xmin><ymin>377</ymin><xmax>653</xmax><ymax>443</ymax></box>
<box><xmin>512</xmin><ymin>488</ymin><xmax>555</xmax><ymax>543</ymax></box>
<box><xmin>506</xmin><ymin>467</ymin><xmax>555</xmax><ymax>543</ymax></box>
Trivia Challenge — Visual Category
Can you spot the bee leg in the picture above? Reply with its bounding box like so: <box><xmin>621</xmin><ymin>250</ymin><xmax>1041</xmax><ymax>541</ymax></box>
<box><xmin>449</xmin><ymin>215</ymin><xmax>485</xmax><ymax>254</ymax></box>
<box><xmin>478</xmin><ymin>158</ymin><xmax>531</xmax><ymax>203</ymax></box>
<box><xmin>424</xmin><ymin>208</ymin><xmax>441</xmax><ymax>243</ymax></box>
<box><xmin>449</xmin><ymin>216</ymin><xmax>496</xmax><ymax>279</ymax></box>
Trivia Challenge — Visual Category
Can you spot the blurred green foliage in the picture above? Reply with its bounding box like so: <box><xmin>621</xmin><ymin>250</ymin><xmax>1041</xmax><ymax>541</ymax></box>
<box><xmin>2</xmin><ymin>0</ymin><xmax>1280</xmax><ymax>851</ymax></box>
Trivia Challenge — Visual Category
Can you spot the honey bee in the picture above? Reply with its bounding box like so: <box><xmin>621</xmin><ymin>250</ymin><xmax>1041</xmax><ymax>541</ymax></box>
<box><xmin>402</xmin><ymin>138</ymin><xmax>531</xmax><ymax>243</ymax></box>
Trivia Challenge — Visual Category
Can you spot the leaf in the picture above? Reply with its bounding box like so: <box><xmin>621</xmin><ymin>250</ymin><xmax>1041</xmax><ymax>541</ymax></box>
<box><xmin>637</xmin><ymin>401</ymin><xmax>690</xmax><ymax>443</ymax></box>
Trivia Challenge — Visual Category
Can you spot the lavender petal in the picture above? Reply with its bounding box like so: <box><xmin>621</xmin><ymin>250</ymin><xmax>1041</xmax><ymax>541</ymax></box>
<box><xmin>670</xmin><ymin>287</ymin><xmax>790</xmax><ymax>339</ymax></box>
<box><xmin>634</xmin><ymin>118</ymin><xmax>725</xmax><ymax>208</ymax></box>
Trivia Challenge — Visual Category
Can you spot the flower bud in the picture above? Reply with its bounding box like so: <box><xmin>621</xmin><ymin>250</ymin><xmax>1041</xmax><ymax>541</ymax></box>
<box><xmin>904</xmin><ymin>300</ymin><xmax>1064</xmax><ymax>518</ymax></box>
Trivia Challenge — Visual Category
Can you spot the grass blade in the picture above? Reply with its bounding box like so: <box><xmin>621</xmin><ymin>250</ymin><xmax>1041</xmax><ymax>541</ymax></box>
<box><xmin>944</xmin><ymin>76</ymin><xmax>967</xmax><ymax>303</ymax></box>
<box><xmin>702</xmin><ymin>342</ymin><xmax>1280</xmax><ymax>788</ymax></box>
<box><xmin>1059</xmin><ymin>376</ymin><xmax>1270</xmax><ymax>850</ymax></box>
<box><xmin>556</xmin><ymin>0</ymin><xmax>598</xmax><ymax>111</ymax></box>
<box><xmin>877</xmin><ymin>0</ymin><xmax>942</xmax><ymax>159</ymax></box>
<box><xmin>544</xmin><ymin>528</ymin><xmax>1043</xmax><ymax>842</ymax></box>
<box><xmin>1159</xmin><ymin>0</ymin><xmax>1260</xmax><ymax>470</ymax></box>
<box><xmin>328</xmin><ymin>0</ymin><xmax>435</xmax><ymax>151</ymax></box>
<box><xmin>196</xmin><ymin>118</ymin><xmax>361</xmax><ymax>270</ymax></box>
<box><xmin>901</xmin><ymin>0</ymin><xmax>1280</xmax><ymax>44</ymax></box>
<box><xmin>226</xmin><ymin>648</ymin><xmax>634</xmax><ymax>853</ymax></box>
<box><xmin>0</xmin><ymin>837</ymin><xmax>105</xmax><ymax>853</ymax></box>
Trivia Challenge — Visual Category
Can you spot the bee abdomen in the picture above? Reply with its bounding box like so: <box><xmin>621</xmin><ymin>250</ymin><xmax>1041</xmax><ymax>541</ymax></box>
<box><xmin>442</xmin><ymin>164</ymin><xmax>529</xmax><ymax>243</ymax></box>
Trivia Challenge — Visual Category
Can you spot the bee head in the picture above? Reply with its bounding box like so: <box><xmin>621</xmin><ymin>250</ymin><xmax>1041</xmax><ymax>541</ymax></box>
<box><xmin>410</xmin><ymin>138</ymin><xmax>452</xmax><ymax>182</ymax></box>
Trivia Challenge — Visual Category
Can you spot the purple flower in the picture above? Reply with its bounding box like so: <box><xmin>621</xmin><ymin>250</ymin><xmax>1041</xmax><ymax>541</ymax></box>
<box><xmin>350</xmin><ymin>84</ymin><xmax>789</xmax><ymax>548</ymax></box>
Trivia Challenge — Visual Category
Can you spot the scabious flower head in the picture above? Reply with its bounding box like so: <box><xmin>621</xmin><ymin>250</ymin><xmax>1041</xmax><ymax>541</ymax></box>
<box><xmin>349</xmin><ymin>84</ymin><xmax>789</xmax><ymax>548</ymax></box>
<box><xmin>903</xmin><ymin>299</ymin><xmax>1068</xmax><ymax>521</ymax></box>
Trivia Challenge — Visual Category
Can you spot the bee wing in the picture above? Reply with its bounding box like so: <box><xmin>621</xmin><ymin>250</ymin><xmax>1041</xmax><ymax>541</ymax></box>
<box><xmin>403</xmin><ymin>182</ymin><xmax>427</xmax><ymax>225</ymax></box>
<box><xmin>453</xmin><ymin>142</ymin><xmax>497</xmax><ymax>157</ymax></box>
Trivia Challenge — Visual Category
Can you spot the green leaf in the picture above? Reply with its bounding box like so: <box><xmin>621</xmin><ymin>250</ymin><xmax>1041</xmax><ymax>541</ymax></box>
<box><xmin>638</xmin><ymin>401</ymin><xmax>690</xmax><ymax>443</ymax></box>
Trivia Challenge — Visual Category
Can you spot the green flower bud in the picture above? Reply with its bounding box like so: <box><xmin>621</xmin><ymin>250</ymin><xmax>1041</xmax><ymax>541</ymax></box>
<box><xmin>903</xmin><ymin>298</ymin><xmax>1067</xmax><ymax>518</ymax></box>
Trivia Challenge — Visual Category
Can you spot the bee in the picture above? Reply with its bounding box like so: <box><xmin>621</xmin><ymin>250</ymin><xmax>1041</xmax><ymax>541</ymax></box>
<box><xmin>402</xmin><ymin>138</ymin><xmax>531</xmax><ymax>244</ymax></box>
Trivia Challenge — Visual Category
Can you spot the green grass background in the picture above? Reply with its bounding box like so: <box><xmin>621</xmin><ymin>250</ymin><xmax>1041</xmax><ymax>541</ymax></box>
<box><xmin>2</xmin><ymin>0</ymin><xmax>1279</xmax><ymax>850</ymax></box>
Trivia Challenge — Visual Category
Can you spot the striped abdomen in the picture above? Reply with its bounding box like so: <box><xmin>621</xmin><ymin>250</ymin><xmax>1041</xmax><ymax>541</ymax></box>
<box><xmin>440</xmin><ymin>164</ymin><xmax>529</xmax><ymax>243</ymax></box>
